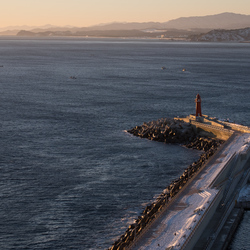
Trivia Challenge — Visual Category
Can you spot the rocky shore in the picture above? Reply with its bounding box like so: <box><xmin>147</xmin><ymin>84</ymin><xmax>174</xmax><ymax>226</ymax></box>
<box><xmin>109</xmin><ymin>118</ymin><xmax>224</xmax><ymax>250</ymax></box>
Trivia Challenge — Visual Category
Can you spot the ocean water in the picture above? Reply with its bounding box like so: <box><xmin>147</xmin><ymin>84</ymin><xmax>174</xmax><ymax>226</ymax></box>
<box><xmin>0</xmin><ymin>37</ymin><xmax>250</xmax><ymax>249</ymax></box>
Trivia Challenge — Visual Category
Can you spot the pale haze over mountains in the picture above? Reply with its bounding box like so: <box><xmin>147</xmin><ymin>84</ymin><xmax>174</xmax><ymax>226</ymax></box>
<box><xmin>164</xmin><ymin>12</ymin><xmax>250</xmax><ymax>29</ymax></box>
<box><xmin>1</xmin><ymin>13</ymin><xmax>250</xmax><ymax>38</ymax></box>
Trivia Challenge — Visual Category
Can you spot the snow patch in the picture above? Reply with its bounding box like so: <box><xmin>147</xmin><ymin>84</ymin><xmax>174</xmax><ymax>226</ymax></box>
<box><xmin>133</xmin><ymin>133</ymin><xmax>250</xmax><ymax>249</ymax></box>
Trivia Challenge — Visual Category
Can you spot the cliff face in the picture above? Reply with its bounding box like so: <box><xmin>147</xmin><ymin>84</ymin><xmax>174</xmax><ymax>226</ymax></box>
<box><xmin>189</xmin><ymin>27</ymin><xmax>250</xmax><ymax>42</ymax></box>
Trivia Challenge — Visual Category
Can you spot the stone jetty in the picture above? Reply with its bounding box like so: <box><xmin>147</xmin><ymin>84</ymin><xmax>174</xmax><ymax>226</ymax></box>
<box><xmin>127</xmin><ymin>118</ymin><xmax>223</xmax><ymax>150</ymax></box>
<box><xmin>108</xmin><ymin>118</ymin><xmax>223</xmax><ymax>250</ymax></box>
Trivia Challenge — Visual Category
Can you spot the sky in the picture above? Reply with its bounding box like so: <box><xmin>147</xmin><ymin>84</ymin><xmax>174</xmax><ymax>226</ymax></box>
<box><xmin>1</xmin><ymin>0</ymin><xmax>250</xmax><ymax>28</ymax></box>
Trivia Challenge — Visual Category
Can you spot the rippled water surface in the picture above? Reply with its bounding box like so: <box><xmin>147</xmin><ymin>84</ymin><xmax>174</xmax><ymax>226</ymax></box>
<box><xmin>0</xmin><ymin>37</ymin><xmax>250</xmax><ymax>249</ymax></box>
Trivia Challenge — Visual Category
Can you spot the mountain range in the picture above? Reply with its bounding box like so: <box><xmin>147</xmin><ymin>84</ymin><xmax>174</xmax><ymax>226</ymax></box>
<box><xmin>1</xmin><ymin>12</ymin><xmax>250</xmax><ymax>39</ymax></box>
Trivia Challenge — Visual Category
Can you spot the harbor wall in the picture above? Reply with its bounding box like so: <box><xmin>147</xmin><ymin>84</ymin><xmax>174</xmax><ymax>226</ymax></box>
<box><xmin>181</xmin><ymin>190</ymin><xmax>223</xmax><ymax>250</ymax></box>
<box><xmin>110</xmin><ymin>118</ymin><xmax>223</xmax><ymax>250</ymax></box>
<box><xmin>111</xmin><ymin>116</ymin><xmax>250</xmax><ymax>250</ymax></box>
<box><xmin>207</xmin><ymin>168</ymin><xmax>250</xmax><ymax>249</ymax></box>
<box><xmin>211</xmin><ymin>146</ymin><xmax>250</xmax><ymax>191</ymax></box>
<box><xmin>175</xmin><ymin>115</ymin><xmax>234</xmax><ymax>140</ymax></box>
<box><xmin>192</xmin><ymin>122</ymin><xmax>233</xmax><ymax>141</ymax></box>
<box><xmin>186</xmin><ymin>136</ymin><xmax>250</xmax><ymax>250</ymax></box>
<box><xmin>220</xmin><ymin>208</ymin><xmax>244</xmax><ymax>250</ymax></box>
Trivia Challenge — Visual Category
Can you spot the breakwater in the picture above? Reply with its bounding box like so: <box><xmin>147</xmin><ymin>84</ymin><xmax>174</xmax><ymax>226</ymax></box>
<box><xmin>109</xmin><ymin>118</ymin><xmax>223</xmax><ymax>250</ymax></box>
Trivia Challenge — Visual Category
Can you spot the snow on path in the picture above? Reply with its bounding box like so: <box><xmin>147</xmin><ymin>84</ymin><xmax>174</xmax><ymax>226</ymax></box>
<box><xmin>132</xmin><ymin>133</ymin><xmax>250</xmax><ymax>250</ymax></box>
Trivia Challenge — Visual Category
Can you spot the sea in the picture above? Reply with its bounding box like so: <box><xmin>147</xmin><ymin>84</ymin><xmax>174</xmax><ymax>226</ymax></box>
<box><xmin>0</xmin><ymin>37</ymin><xmax>250</xmax><ymax>250</ymax></box>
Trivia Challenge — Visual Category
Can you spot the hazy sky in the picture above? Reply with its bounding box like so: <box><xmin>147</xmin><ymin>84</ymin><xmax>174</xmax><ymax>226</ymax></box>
<box><xmin>2</xmin><ymin>0</ymin><xmax>250</xmax><ymax>27</ymax></box>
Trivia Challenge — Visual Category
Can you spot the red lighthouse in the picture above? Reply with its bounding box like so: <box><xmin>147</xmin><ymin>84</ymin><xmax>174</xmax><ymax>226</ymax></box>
<box><xmin>195</xmin><ymin>94</ymin><xmax>202</xmax><ymax>117</ymax></box>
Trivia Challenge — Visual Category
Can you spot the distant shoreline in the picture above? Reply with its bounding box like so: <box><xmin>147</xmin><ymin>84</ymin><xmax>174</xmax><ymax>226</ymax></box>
<box><xmin>1</xmin><ymin>33</ymin><xmax>250</xmax><ymax>43</ymax></box>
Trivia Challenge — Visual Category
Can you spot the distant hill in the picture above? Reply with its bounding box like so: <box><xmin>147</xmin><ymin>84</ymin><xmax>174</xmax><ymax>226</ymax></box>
<box><xmin>0</xmin><ymin>24</ymin><xmax>61</xmax><ymax>32</ymax></box>
<box><xmin>16</xmin><ymin>29</ymin><xmax>199</xmax><ymax>39</ymax></box>
<box><xmin>82</xmin><ymin>13</ymin><xmax>250</xmax><ymax>31</ymax></box>
<box><xmin>16</xmin><ymin>29</ymin><xmax>169</xmax><ymax>38</ymax></box>
<box><xmin>16</xmin><ymin>26</ymin><xmax>250</xmax><ymax>43</ymax></box>
<box><xmin>17</xmin><ymin>30</ymin><xmax>74</xmax><ymax>37</ymax></box>
<box><xmin>189</xmin><ymin>27</ymin><xmax>250</xmax><ymax>42</ymax></box>
<box><xmin>0</xmin><ymin>30</ymin><xmax>19</xmax><ymax>36</ymax></box>
<box><xmin>163</xmin><ymin>12</ymin><xmax>250</xmax><ymax>30</ymax></box>
<box><xmin>84</xmin><ymin>22</ymin><xmax>165</xmax><ymax>31</ymax></box>
<box><xmin>4</xmin><ymin>12</ymin><xmax>250</xmax><ymax>39</ymax></box>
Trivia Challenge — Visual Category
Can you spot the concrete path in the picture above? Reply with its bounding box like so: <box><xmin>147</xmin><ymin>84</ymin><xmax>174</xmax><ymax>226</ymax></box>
<box><xmin>129</xmin><ymin>133</ymin><xmax>250</xmax><ymax>250</ymax></box>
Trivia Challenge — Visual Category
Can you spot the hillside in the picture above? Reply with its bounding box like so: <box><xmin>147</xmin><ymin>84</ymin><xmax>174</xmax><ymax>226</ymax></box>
<box><xmin>164</xmin><ymin>12</ymin><xmax>250</xmax><ymax>30</ymax></box>
<box><xmin>4</xmin><ymin>12</ymin><xmax>250</xmax><ymax>40</ymax></box>
<box><xmin>16</xmin><ymin>29</ymin><xmax>199</xmax><ymax>39</ymax></box>
<box><xmin>16</xmin><ymin>27</ymin><xmax>250</xmax><ymax>42</ymax></box>
<box><xmin>85</xmin><ymin>12</ymin><xmax>250</xmax><ymax>31</ymax></box>
<box><xmin>189</xmin><ymin>27</ymin><xmax>250</xmax><ymax>42</ymax></box>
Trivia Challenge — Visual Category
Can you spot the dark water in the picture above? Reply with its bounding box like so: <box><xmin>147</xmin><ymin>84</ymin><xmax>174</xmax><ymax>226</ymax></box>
<box><xmin>0</xmin><ymin>37</ymin><xmax>250</xmax><ymax>249</ymax></box>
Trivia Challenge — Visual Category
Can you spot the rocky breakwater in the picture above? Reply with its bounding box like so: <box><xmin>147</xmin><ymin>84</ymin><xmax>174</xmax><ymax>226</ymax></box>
<box><xmin>108</xmin><ymin>118</ymin><xmax>223</xmax><ymax>250</ymax></box>
<box><xmin>127</xmin><ymin>118</ymin><xmax>195</xmax><ymax>144</ymax></box>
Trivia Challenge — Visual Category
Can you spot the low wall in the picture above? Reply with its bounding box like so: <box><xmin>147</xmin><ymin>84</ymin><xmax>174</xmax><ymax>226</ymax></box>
<box><xmin>181</xmin><ymin>190</ymin><xmax>223</xmax><ymax>250</ymax></box>
<box><xmin>220</xmin><ymin>121</ymin><xmax>250</xmax><ymax>133</ymax></box>
<box><xmin>190</xmin><ymin>121</ymin><xmax>234</xmax><ymax>141</ymax></box>
<box><xmin>220</xmin><ymin>208</ymin><xmax>244</xmax><ymax>250</ymax></box>
<box><xmin>175</xmin><ymin>115</ymin><xmax>235</xmax><ymax>141</ymax></box>
<box><xmin>117</xmin><ymin>116</ymin><xmax>250</xmax><ymax>250</ymax></box>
